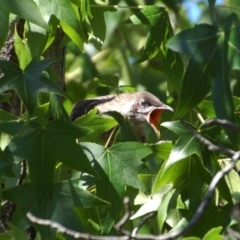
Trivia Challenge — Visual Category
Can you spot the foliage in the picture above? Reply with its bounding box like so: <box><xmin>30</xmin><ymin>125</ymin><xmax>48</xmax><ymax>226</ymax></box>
<box><xmin>0</xmin><ymin>0</ymin><xmax>240</xmax><ymax>239</ymax></box>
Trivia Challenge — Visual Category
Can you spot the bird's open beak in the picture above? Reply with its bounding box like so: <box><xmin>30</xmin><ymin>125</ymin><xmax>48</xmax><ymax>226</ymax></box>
<box><xmin>144</xmin><ymin>105</ymin><xmax>173</xmax><ymax>138</ymax></box>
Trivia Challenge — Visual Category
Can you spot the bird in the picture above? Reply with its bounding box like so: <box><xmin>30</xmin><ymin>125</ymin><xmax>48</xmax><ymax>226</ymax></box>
<box><xmin>70</xmin><ymin>91</ymin><xmax>173</xmax><ymax>143</ymax></box>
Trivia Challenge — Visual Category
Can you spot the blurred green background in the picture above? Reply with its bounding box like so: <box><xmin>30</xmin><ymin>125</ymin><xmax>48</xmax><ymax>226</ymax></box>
<box><xmin>64</xmin><ymin>0</ymin><xmax>227</xmax><ymax>109</ymax></box>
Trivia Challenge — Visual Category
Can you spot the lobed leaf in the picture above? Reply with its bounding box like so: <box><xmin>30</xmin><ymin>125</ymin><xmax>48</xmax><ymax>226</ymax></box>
<box><xmin>0</xmin><ymin>58</ymin><xmax>67</xmax><ymax>114</ymax></box>
<box><xmin>82</xmin><ymin>142</ymin><xmax>152</xmax><ymax>233</ymax></box>
<box><xmin>3</xmin><ymin>120</ymin><xmax>94</xmax><ymax>204</ymax></box>
<box><xmin>3</xmin><ymin>181</ymin><xmax>107</xmax><ymax>239</ymax></box>
<box><xmin>167</xmin><ymin>14</ymin><xmax>240</xmax><ymax>143</ymax></box>
<box><xmin>75</xmin><ymin>109</ymin><xmax>117</xmax><ymax>144</ymax></box>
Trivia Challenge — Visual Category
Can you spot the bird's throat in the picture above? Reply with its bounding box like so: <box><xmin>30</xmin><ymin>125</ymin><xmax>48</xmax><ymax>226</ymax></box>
<box><xmin>148</xmin><ymin>109</ymin><xmax>163</xmax><ymax>137</ymax></box>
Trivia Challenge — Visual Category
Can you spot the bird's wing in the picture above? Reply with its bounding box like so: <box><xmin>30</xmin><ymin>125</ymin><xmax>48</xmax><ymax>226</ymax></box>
<box><xmin>70</xmin><ymin>95</ymin><xmax>116</xmax><ymax>121</ymax></box>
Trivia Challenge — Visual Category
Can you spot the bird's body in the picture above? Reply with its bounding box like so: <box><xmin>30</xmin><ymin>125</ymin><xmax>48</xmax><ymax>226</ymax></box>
<box><xmin>70</xmin><ymin>91</ymin><xmax>173</xmax><ymax>142</ymax></box>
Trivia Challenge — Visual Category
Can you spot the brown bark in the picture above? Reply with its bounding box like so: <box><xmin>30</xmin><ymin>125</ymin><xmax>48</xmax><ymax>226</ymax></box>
<box><xmin>0</xmin><ymin>19</ymin><xmax>23</xmax><ymax>116</ymax></box>
<box><xmin>43</xmin><ymin>27</ymin><xmax>66</xmax><ymax>91</ymax></box>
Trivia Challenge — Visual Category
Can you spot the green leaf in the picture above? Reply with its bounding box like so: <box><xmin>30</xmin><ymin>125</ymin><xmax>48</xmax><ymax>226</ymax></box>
<box><xmin>0</xmin><ymin>0</ymin><xmax>50</xmax><ymax>31</ymax></box>
<box><xmin>183</xmin><ymin>204</ymin><xmax>232</xmax><ymax>238</ymax></box>
<box><xmin>0</xmin><ymin>148</ymin><xmax>12</xmax><ymax>171</ymax></box>
<box><xmin>29</xmin><ymin>103</ymin><xmax>50</xmax><ymax>125</ymax></box>
<box><xmin>198</xmin><ymin>100</ymin><xmax>216</xmax><ymax>119</ymax></box>
<box><xmin>94</xmin><ymin>75</ymin><xmax>119</xmax><ymax>88</ymax></box>
<box><xmin>149</xmin><ymin>141</ymin><xmax>173</xmax><ymax>161</ymax></box>
<box><xmin>207</xmin><ymin>0</ymin><xmax>216</xmax><ymax>8</ymax></box>
<box><xmin>203</xmin><ymin>227</ymin><xmax>223</xmax><ymax>240</ymax></box>
<box><xmin>0</xmin><ymin>8</ymin><xmax>9</xmax><ymax>50</ymax></box>
<box><xmin>0</xmin><ymin>93</ymin><xmax>11</xmax><ymax>104</ymax></box>
<box><xmin>0</xmin><ymin>232</ymin><xmax>14</xmax><ymax>240</ymax></box>
<box><xmin>0</xmin><ymin>132</ymin><xmax>12</xmax><ymax>150</ymax></box>
<box><xmin>138</xmin><ymin>174</ymin><xmax>154</xmax><ymax>193</ymax></box>
<box><xmin>14</xmin><ymin>27</ymin><xmax>32</xmax><ymax>69</ymax></box>
<box><xmin>90</xmin><ymin>7</ymin><xmax>106</xmax><ymax>50</ymax></box>
<box><xmin>130</xmin><ymin>184</ymin><xmax>172</xmax><ymax>219</ymax></box>
<box><xmin>177</xmin><ymin>58</ymin><xmax>213</xmax><ymax>119</ymax></box>
<box><xmin>75</xmin><ymin>207</ymin><xmax>101</xmax><ymax>234</ymax></box>
<box><xmin>155</xmin><ymin>13</ymin><xmax>187</xmax><ymax>96</ymax></box>
<box><xmin>157</xmin><ymin>188</ymin><xmax>176</xmax><ymax>231</ymax></box>
<box><xmin>0</xmin><ymin>58</ymin><xmax>67</xmax><ymax>114</ymax></box>
<box><xmin>37</xmin><ymin>0</ymin><xmax>87</xmax><ymax>51</ymax></box>
<box><xmin>212</xmin><ymin>14</ymin><xmax>239</xmax><ymax>147</ymax></box>
<box><xmin>166</xmin><ymin>24</ymin><xmax>218</xmax><ymax>61</ymax></box>
<box><xmin>167</xmin><ymin>14</ymin><xmax>240</xmax><ymax>125</ymax></box>
<box><xmin>3</xmin><ymin>181</ymin><xmax>107</xmax><ymax>239</ymax></box>
<box><xmin>25</xmin><ymin>23</ymin><xmax>48</xmax><ymax>58</ymax></box>
<box><xmin>161</xmin><ymin>121</ymin><xmax>202</xmax><ymax>163</ymax></box>
<box><xmin>75</xmin><ymin>109</ymin><xmax>117</xmax><ymax>144</ymax></box>
<box><xmin>0</xmin><ymin>121</ymin><xmax>24</xmax><ymax>138</ymax></box>
<box><xmin>0</xmin><ymin>117</ymin><xmax>19</xmax><ymax>152</ymax></box>
<box><xmin>153</xmin><ymin>155</ymin><xmax>211</xmax><ymax>199</ymax></box>
<box><xmin>135</xmin><ymin>8</ymin><xmax>171</xmax><ymax>63</ymax></box>
<box><xmin>166</xmin><ymin>25</ymin><xmax>217</xmax><ymax>118</ymax></box>
<box><xmin>220</xmin><ymin>159</ymin><xmax>240</xmax><ymax>203</ymax></box>
<box><xmin>0</xmin><ymin>110</ymin><xmax>17</xmax><ymax>122</ymax></box>
<box><xmin>6</xmin><ymin>222</ymin><xmax>29</xmax><ymax>240</ymax></box>
<box><xmin>201</xmin><ymin>148</ymin><xmax>232</xmax><ymax>203</ymax></box>
<box><xmin>87</xmin><ymin>75</ymin><xmax>120</xmax><ymax>92</ymax></box>
<box><xmin>234</xmin><ymin>96</ymin><xmax>240</xmax><ymax>117</ymax></box>
<box><xmin>183</xmin><ymin>237</ymin><xmax>200</xmax><ymax>240</ymax></box>
<box><xmin>128</xmin><ymin>6</ymin><xmax>165</xmax><ymax>25</ymax></box>
<box><xmin>165</xmin><ymin>194</ymin><xmax>187</xmax><ymax>228</ymax></box>
<box><xmin>161</xmin><ymin>46</ymin><xmax>184</xmax><ymax>96</ymax></box>
<box><xmin>3</xmin><ymin>120</ymin><xmax>94</xmax><ymax>204</ymax></box>
<box><xmin>126</xmin><ymin>6</ymin><xmax>174</xmax><ymax>63</ymax></box>
<box><xmin>48</xmin><ymin>93</ymin><xmax>70</xmax><ymax>121</ymax></box>
<box><xmin>82</xmin><ymin>0</ymin><xmax>92</xmax><ymax>18</ymax></box>
<box><xmin>224</xmin><ymin>1</ymin><xmax>240</xmax><ymax>19</ymax></box>
<box><xmin>161</xmin><ymin>0</ymin><xmax>179</xmax><ymax>13</ymax></box>
<box><xmin>73</xmin><ymin>0</ymin><xmax>92</xmax><ymax>20</ymax></box>
<box><xmin>82</xmin><ymin>142</ymin><xmax>152</xmax><ymax>233</ymax></box>
<box><xmin>61</xmin><ymin>20</ymin><xmax>85</xmax><ymax>52</ymax></box>
<box><xmin>105</xmin><ymin>111</ymin><xmax>138</xmax><ymax>142</ymax></box>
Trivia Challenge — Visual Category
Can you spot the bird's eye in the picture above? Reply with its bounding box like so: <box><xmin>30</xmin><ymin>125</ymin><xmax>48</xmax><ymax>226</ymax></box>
<box><xmin>141</xmin><ymin>99</ymin><xmax>150</xmax><ymax>107</ymax></box>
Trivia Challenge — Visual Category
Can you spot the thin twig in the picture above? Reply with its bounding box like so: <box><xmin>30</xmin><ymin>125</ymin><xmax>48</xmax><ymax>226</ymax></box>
<box><xmin>131</xmin><ymin>212</ymin><xmax>157</xmax><ymax>237</ymax></box>
<box><xmin>203</xmin><ymin>118</ymin><xmax>240</xmax><ymax>133</ymax></box>
<box><xmin>105</xmin><ymin>126</ymin><xmax>118</xmax><ymax>148</ymax></box>
<box><xmin>26</xmin><ymin>212</ymin><xmax>129</xmax><ymax>240</ymax></box>
<box><xmin>181</xmin><ymin>120</ymin><xmax>236</xmax><ymax>156</ymax></box>
<box><xmin>91</xmin><ymin>4</ymin><xmax>144</xmax><ymax>10</ymax></box>
<box><xmin>192</xmin><ymin>109</ymin><xmax>205</xmax><ymax>124</ymax></box>
<box><xmin>17</xmin><ymin>160</ymin><xmax>27</xmax><ymax>185</ymax></box>
<box><xmin>115</xmin><ymin>197</ymin><xmax>132</xmax><ymax>237</ymax></box>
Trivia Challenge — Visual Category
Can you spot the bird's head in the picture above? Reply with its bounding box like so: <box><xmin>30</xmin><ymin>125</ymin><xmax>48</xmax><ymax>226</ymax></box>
<box><xmin>130</xmin><ymin>92</ymin><xmax>173</xmax><ymax>137</ymax></box>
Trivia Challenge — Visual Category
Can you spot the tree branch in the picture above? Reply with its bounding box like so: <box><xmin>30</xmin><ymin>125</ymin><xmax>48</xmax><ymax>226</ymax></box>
<box><xmin>26</xmin><ymin>212</ymin><xmax>130</xmax><ymax>240</ymax></box>
<box><xmin>203</xmin><ymin>118</ymin><xmax>240</xmax><ymax>133</ymax></box>
<box><xmin>131</xmin><ymin>212</ymin><xmax>157</xmax><ymax>237</ymax></box>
